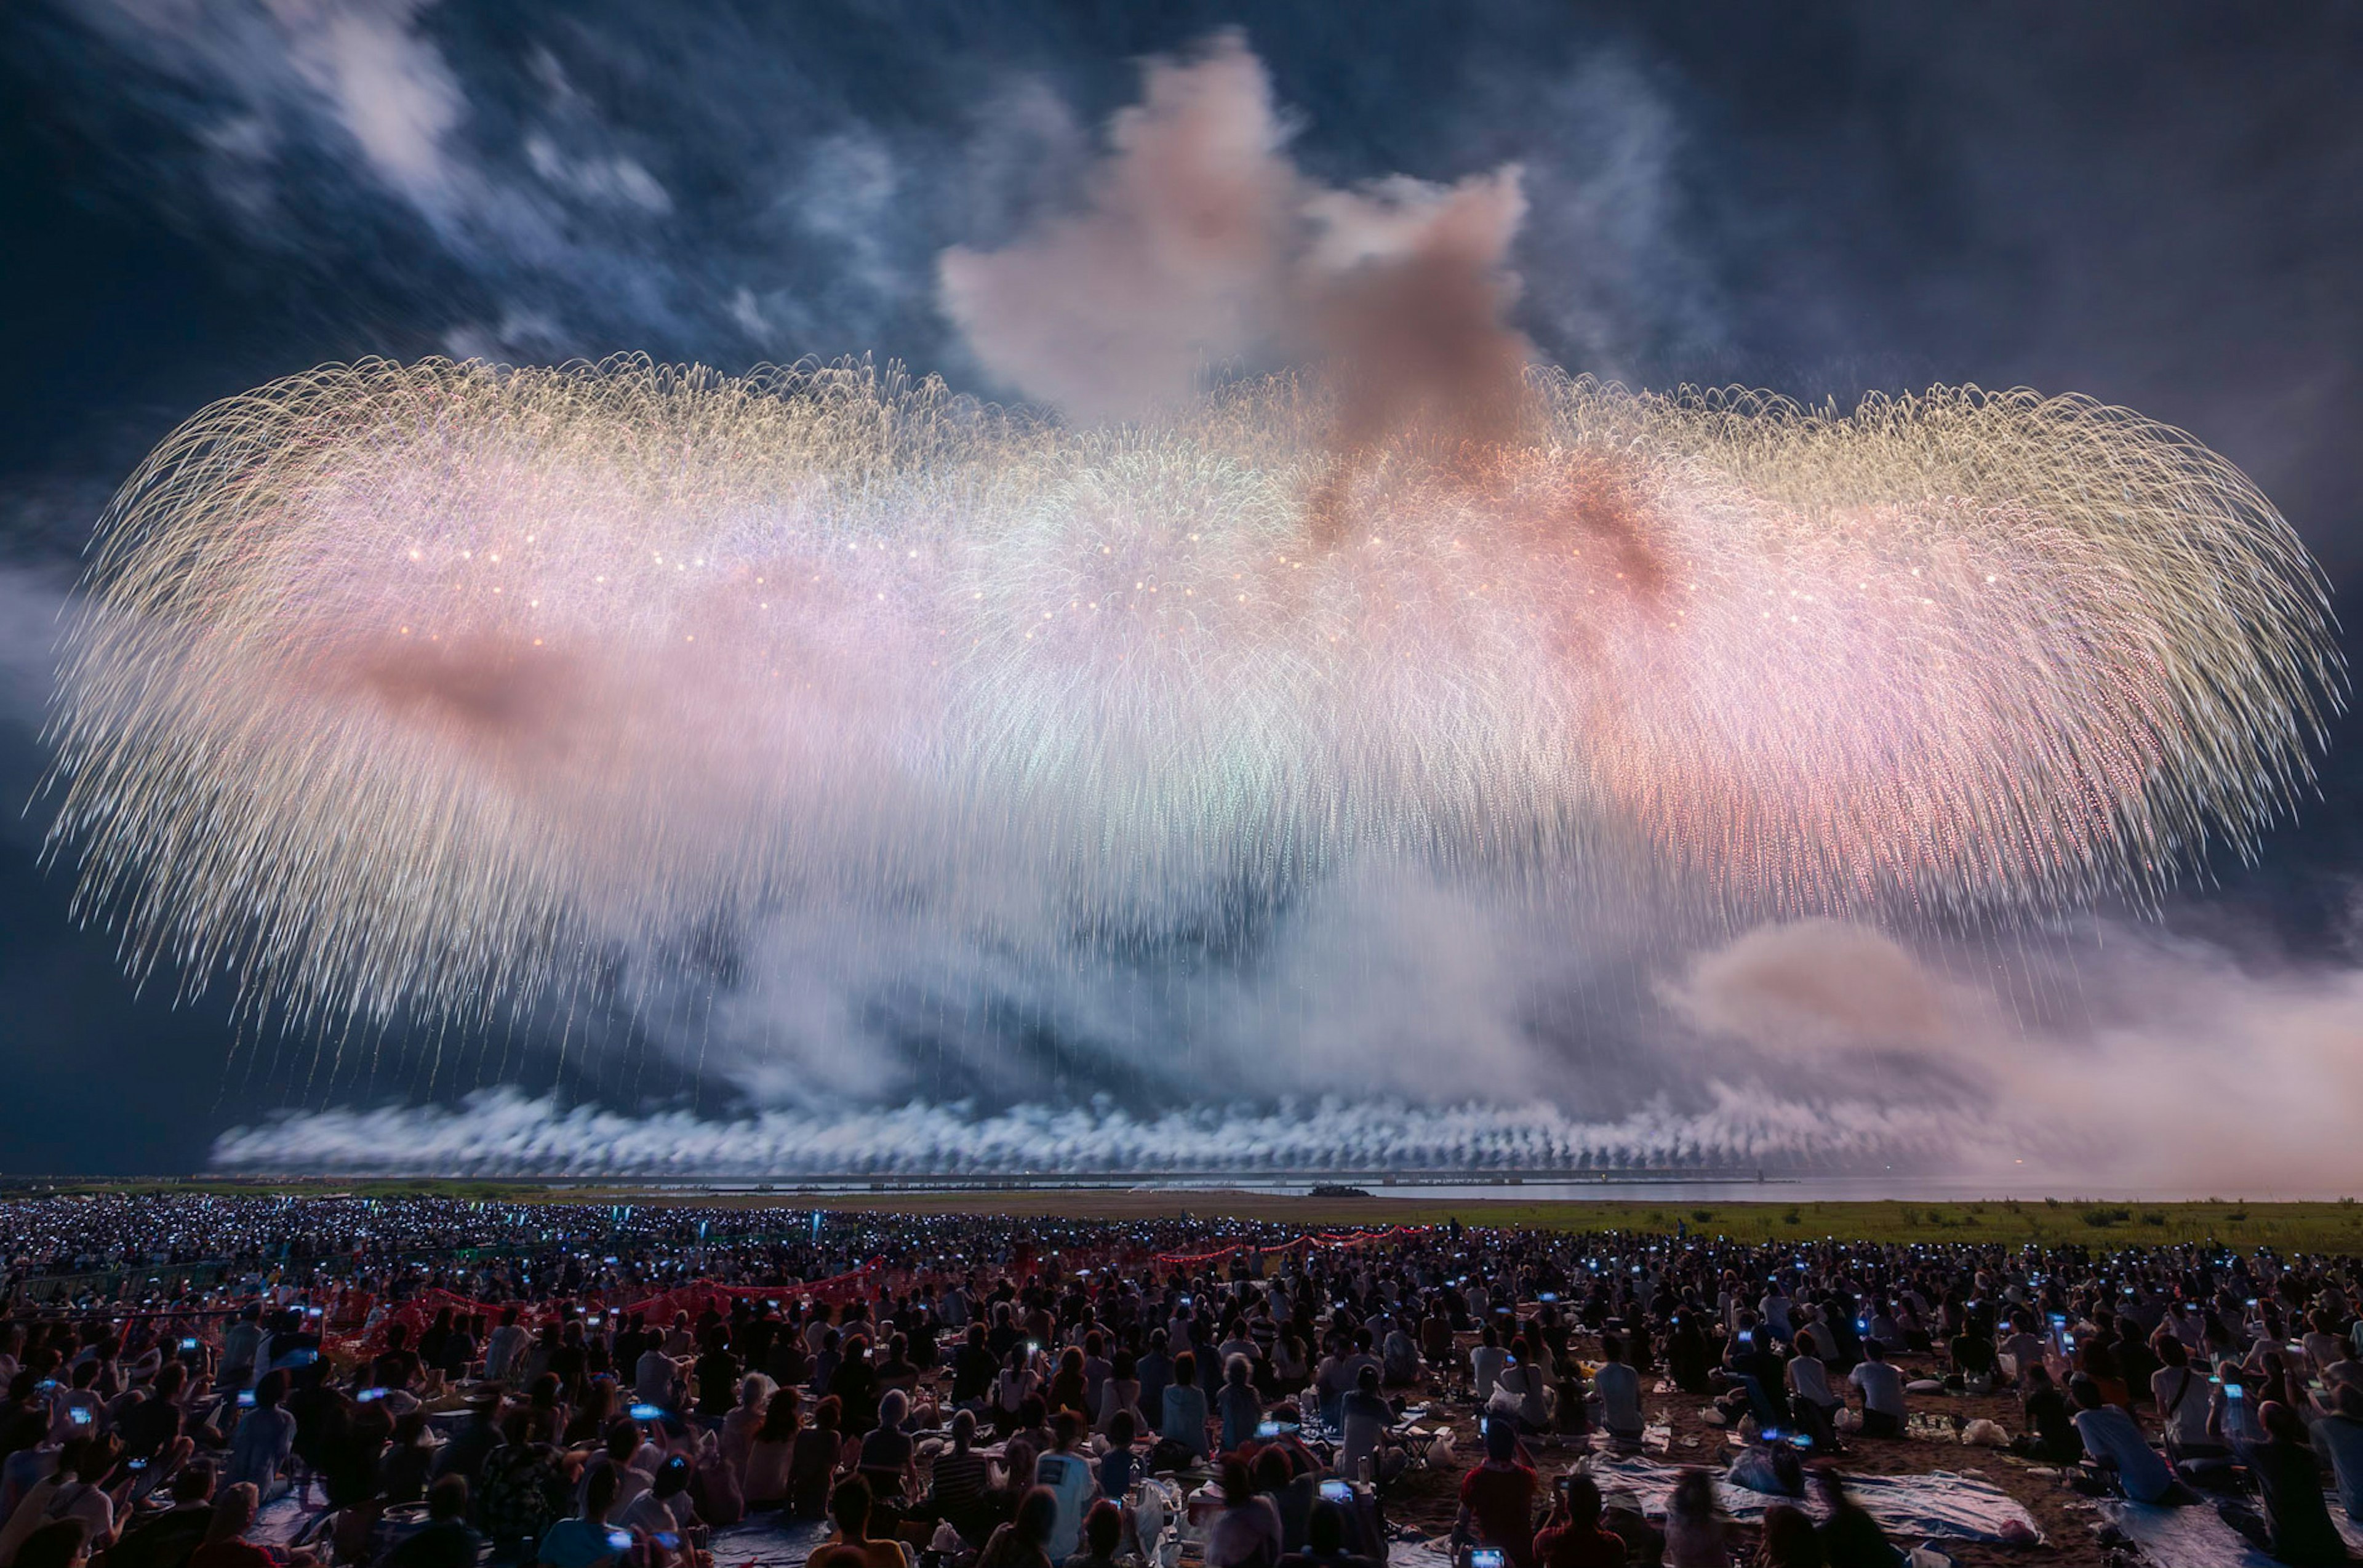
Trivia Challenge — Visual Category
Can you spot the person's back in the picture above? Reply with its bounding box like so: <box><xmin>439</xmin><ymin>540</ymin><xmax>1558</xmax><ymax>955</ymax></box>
<box><xmin>2151</xmin><ymin>1361</ymin><xmax>2214</xmax><ymax>1450</ymax></box>
<box><xmin>1034</xmin><ymin>1417</ymin><xmax>1095</xmax><ymax>1562</ymax></box>
<box><xmin>1471</xmin><ymin>1340</ymin><xmax>1508</xmax><ymax>1403</ymax></box>
<box><xmin>1592</xmin><ymin>1350</ymin><xmax>1642</xmax><ymax>1439</ymax></box>
<box><xmin>1218</xmin><ymin>1374</ymin><xmax>1261</xmax><ymax>1454</ymax></box>
<box><xmin>2234</xmin><ymin>1406</ymin><xmax>2348</xmax><ymax>1566</ymax></box>
<box><xmin>1162</xmin><ymin>1369</ymin><xmax>1209</xmax><ymax>1458</ymax></box>
<box><xmin>109</xmin><ymin>1470</ymin><xmax>215</xmax><ymax>1568</ymax></box>
<box><xmin>1280</xmin><ymin>1500</ymin><xmax>1383</xmax><ymax>1568</ymax></box>
<box><xmin>2070</xmin><ymin>1399</ymin><xmax>2172</xmax><ymax>1503</ymax></box>
<box><xmin>225</xmin><ymin>1382</ymin><xmax>295</xmax><ymax>1493</ymax></box>
<box><xmin>1457</xmin><ymin>1425</ymin><xmax>1538</xmax><ymax>1568</ymax></box>
<box><xmin>382</xmin><ymin>1476</ymin><xmax>484</xmax><ymax>1568</ymax></box>
<box><xmin>2311</xmin><ymin>1392</ymin><xmax>2363</xmax><ymax>1521</ymax></box>
<box><xmin>1533</xmin><ymin>1475</ymin><xmax>1625</xmax><ymax>1568</ymax></box>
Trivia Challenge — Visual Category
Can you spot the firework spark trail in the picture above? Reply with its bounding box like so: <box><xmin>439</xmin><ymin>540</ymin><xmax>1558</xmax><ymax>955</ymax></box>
<box><xmin>41</xmin><ymin>356</ymin><xmax>2342</xmax><ymax>1043</ymax></box>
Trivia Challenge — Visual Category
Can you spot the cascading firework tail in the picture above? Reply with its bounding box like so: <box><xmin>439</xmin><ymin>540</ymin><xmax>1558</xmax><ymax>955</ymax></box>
<box><xmin>42</xmin><ymin>355</ymin><xmax>2342</xmax><ymax>1034</ymax></box>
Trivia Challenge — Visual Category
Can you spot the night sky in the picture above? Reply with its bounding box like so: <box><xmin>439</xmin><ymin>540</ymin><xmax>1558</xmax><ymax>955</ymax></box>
<box><xmin>4</xmin><ymin>1</ymin><xmax>2362</xmax><ymax>1175</ymax></box>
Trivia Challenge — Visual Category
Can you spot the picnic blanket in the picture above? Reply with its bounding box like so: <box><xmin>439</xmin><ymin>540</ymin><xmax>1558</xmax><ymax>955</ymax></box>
<box><xmin>248</xmin><ymin>1494</ymin><xmax>834</xmax><ymax>1565</ymax></box>
<box><xmin>1579</xmin><ymin>1455</ymin><xmax>2044</xmax><ymax>1545</ymax></box>
<box><xmin>2096</xmin><ymin>1496</ymin><xmax>2363</xmax><ymax>1568</ymax></box>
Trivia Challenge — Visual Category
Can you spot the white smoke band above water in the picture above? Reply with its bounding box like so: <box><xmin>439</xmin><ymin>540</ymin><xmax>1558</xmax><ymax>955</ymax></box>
<box><xmin>207</xmin><ymin>1084</ymin><xmax>1970</xmax><ymax>1177</ymax></box>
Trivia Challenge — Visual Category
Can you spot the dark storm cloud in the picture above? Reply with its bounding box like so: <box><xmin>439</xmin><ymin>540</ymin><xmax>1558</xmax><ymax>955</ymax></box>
<box><xmin>4</xmin><ymin>1</ymin><xmax>2363</xmax><ymax>1172</ymax></box>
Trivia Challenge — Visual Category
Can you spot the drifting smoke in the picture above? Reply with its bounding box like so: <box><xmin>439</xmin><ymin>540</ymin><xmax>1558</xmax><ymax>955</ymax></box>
<box><xmin>939</xmin><ymin>29</ymin><xmax>1535</xmax><ymax>442</ymax></box>
<box><xmin>209</xmin><ymin>914</ymin><xmax>2363</xmax><ymax>1191</ymax></box>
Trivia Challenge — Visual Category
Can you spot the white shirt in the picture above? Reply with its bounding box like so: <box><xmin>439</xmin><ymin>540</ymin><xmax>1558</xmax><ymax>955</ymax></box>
<box><xmin>2151</xmin><ymin>1366</ymin><xmax>2212</xmax><ymax>1446</ymax></box>
<box><xmin>1592</xmin><ymin>1361</ymin><xmax>1642</xmax><ymax>1436</ymax></box>
<box><xmin>1787</xmin><ymin>1356</ymin><xmax>1834</xmax><ymax>1409</ymax></box>
<box><xmin>1849</xmin><ymin>1360</ymin><xmax>1905</xmax><ymax>1418</ymax></box>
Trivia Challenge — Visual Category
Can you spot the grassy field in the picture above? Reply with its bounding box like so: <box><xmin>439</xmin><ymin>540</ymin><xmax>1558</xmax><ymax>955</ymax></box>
<box><xmin>17</xmin><ymin>1178</ymin><xmax>2363</xmax><ymax>1250</ymax></box>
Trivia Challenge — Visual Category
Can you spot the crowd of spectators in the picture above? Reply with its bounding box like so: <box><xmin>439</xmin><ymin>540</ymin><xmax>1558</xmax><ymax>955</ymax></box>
<box><xmin>0</xmin><ymin>1196</ymin><xmax>2359</xmax><ymax>1567</ymax></box>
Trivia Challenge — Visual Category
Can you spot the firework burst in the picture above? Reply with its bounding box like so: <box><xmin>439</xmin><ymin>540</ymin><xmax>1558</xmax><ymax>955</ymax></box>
<box><xmin>42</xmin><ymin>356</ymin><xmax>2341</xmax><ymax>1033</ymax></box>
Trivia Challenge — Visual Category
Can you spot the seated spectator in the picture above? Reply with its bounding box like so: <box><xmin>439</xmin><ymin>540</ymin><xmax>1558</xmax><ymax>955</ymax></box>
<box><xmin>2309</xmin><ymin>1383</ymin><xmax>2363</xmax><ymax>1523</ymax></box>
<box><xmin>2007</xmin><ymin>1366</ymin><xmax>2082</xmax><ymax>1463</ymax></box>
<box><xmin>925</xmin><ymin>1410</ymin><xmax>998</xmax><ymax>1547</ymax></box>
<box><xmin>1812</xmin><ymin>1474</ymin><xmax>1898</xmax><ymax>1568</ymax></box>
<box><xmin>737</xmin><ymin>1389</ymin><xmax>797</xmax><ymax>1511</ymax></box>
<box><xmin>1455</xmin><ymin>1420</ymin><xmax>1538</xmax><ymax>1568</ymax></box>
<box><xmin>1532</xmin><ymin>1473</ymin><xmax>1623</xmax><ymax>1568</ymax></box>
<box><xmin>804</xmin><ymin>1477</ymin><xmax>907</xmax><ymax>1568</ymax></box>
<box><xmin>2149</xmin><ymin>1337</ymin><xmax>2220</xmax><ymax>1461</ymax></box>
<box><xmin>106</xmin><ymin>1462</ymin><xmax>217</xmax><ymax>1568</ymax></box>
<box><xmin>1661</xmin><ymin>1470</ymin><xmax>1733</xmax><ymax>1568</ymax></box>
<box><xmin>538</xmin><ymin>1463</ymin><xmax>628</xmax><ymax>1568</ymax></box>
<box><xmin>378</xmin><ymin>1475</ymin><xmax>482</xmax><ymax>1568</ymax></box>
<box><xmin>1753</xmin><ymin>1502</ymin><xmax>1821</xmax><ymax>1568</ymax></box>
<box><xmin>1160</xmin><ymin>1354</ymin><xmax>1209</xmax><ymax>1463</ymax></box>
<box><xmin>1097</xmin><ymin>1412</ymin><xmax>1138</xmax><ymax>1503</ymax></box>
<box><xmin>1846</xmin><ymin>1343</ymin><xmax>1905</xmax><ymax>1440</ymax></box>
<box><xmin>2068</xmin><ymin>1374</ymin><xmax>2173</xmax><ymax>1503</ymax></box>
<box><xmin>856</xmin><ymin>1390</ymin><xmax>914</xmax><ymax>1508</ymax></box>
<box><xmin>12</xmin><ymin>1519</ymin><xmax>87</xmax><ymax>1568</ymax></box>
<box><xmin>1339</xmin><ymin>1367</ymin><xmax>1397</xmax><ymax>1486</ymax></box>
<box><xmin>786</xmin><ymin>1398</ymin><xmax>841</xmax><ymax>1520</ymax></box>
<box><xmin>189</xmin><ymin>1483</ymin><xmax>309</xmax><ymax>1568</ymax></box>
<box><xmin>1217</xmin><ymin>1356</ymin><xmax>1262</xmax><ymax>1454</ymax></box>
<box><xmin>1589</xmin><ymin>1338</ymin><xmax>1642</xmax><ymax>1446</ymax></box>
<box><xmin>976</xmin><ymin>1487</ymin><xmax>1057</xmax><ymax>1568</ymax></box>
<box><xmin>1490</xmin><ymin>1340</ymin><xmax>1549</xmax><ymax>1434</ymax></box>
<box><xmin>1032</xmin><ymin>1414</ymin><xmax>1095</xmax><ymax>1562</ymax></box>
<box><xmin>223</xmin><ymin>1374</ymin><xmax>294</xmax><ymax>1502</ymax></box>
<box><xmin>1205</xmin><ymin>1457</ymin><xmax>1282</xmax><ymax>1568</ymax></box>
<box><xmin>1062</xmin><ymin>1500</ymin><xmax>1129</xmax><ymax>1568</ymax></box>
<box><xmin>2218</xmin><ymin>1401</ymin><xmax>2349</xmax><ymax>1566</ymax></box>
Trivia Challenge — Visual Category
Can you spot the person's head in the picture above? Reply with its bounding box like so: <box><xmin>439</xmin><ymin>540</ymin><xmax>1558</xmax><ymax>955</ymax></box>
<box><xmin>1357</xmin><ymin>1364</ymin><xmax>1380</xmax><ymax>1396</ymax></box>
<box><xmin>2022</xmin><ymin>1364</ymin><xmax>2053</xmax><ymax>1394</ymax></box>
<box><xmin>1219</xmin><ymin>1457</ymin><xmax>1255</xmax><ymax>1507</ymax></box>
<box><xmin>1483</xmin><ymin>1416</ymin><xmax>1517</xmax><ymax>1463</ymax></box>
<box><xmin>1109</xmin><ymin>1409</ymin><xmax>1135</xmax><ymax>1447</ymax></box>
<box><xmin>70</xmin><ymin>1438</ymin><xmax>118</xmax><ymax>1483</ymax></box>
<box><xmin>1174</xmin><ymin>1351</ymin><xmax>1196</xmax><ymax>1388</ymax></box>
<box><xmin>759</xmin><ymin>1388</ymin><xmax>802</xmax><ymax>1442</ymax></box>
<box><xmin>1792</xmin><ymin>1331</ymin><xmax>1816</xmax><ymax>1359</ymax></box>
<box><xmin>2068</xmin><ymin>1373</ymin><xmax>2109</xmax><ymax>1412</ymax></box>
<box><xmin>1559</xmin><ymin>1473</ymin><xmax>1602</xmax><ymax>1529</ymax></box>
<box><xmin>1225</xmin><ymin>1353</ymin><xmax>1251</xmax><ymax>1390</ymax></box>
<box><xmin>1050</xmin><ymin>1410</ymin><xmax>1080</xmax><ymax>1451</ymax></box>
<box><xmin>1756</xmin><ymin>1502</ymin><xmax>1823</xmax><ymax>1568</ymax></box>
<box><xmin>14</xmin><ymin>1519</ymin><xmax>88</xmax><ymax>1568</ymax></box>
<box><xmin>2261</xmin><ymin>1401</ymin><xmax>2309</xmax><ymax>1444</ymax></box>
<box><xmin>1082</xmin><ymin>1500</ymin><xmax>1122</xmax><ymax>1561</ymax></box>
<box><xmin>652</xmin><ymin>1454</ymin><xmax>690</xmax><ymax>1502</ymax></box>
<box><xmin>1253</xmin><ymin>1447</ymin><xmax>1290</xmax><ymax>1497</ymax></box>
<box><xmin>879</xmin><ymin>1389</ymin><xmax>908</xmax><ymax>1433</ymax></box>
<box><xmin>814</xmin><ymin>1394</ymin><xmax>842</xmax><ymax>1433</ymax></box>
<box><xmin>207</xmin><ymin>1483</ymin><xmax>259</xmax><ymax>1543</ymax></box>
<box><xmin>2154</xmin><ymin>1335</ymin><xmax>2188</xmax><ymax>1369</ymax></box>
<box><xmin>1666</xmin><ymin>1468</ymin><xmax>1717</xmax><ymax>1526</ymax></box>
<box><xmin>1012</xmin><ymin>1486</ymin><xmax>1058</xmax><ymax>1548</ymax></box>
<box><xmin>426</xmin><ymin>1474</ymin><xmax>468</xmax><ymax>1524</ymax></box>
<box><xmin>739</xmin><ymin>1372</ymin><xmax>774</xmax><ymax>1412</ymax></box>
<box><xmin>1599</xmin><ymin>1335</ymin><xmax>1623</xmax><ymax>1365</ymax></box>
<box><xmin>253</xmin><ymin>1369</ymin><xmax>288</xmax><ymax>1409</ymax></box>
<box><xmin>170</xmin><ymin>1463</ymin><xmax>217</xmax><ymax>1506</ymax></box>
<box><xmin>829</xmin><ymin>1476</ymin><xmax>873</xmax><ymax>1540</ymax></box>
<box><xmin>583</xmin><ymin>1461</ymin><xmax>620</xmax><ymax>1522</ymax></box>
